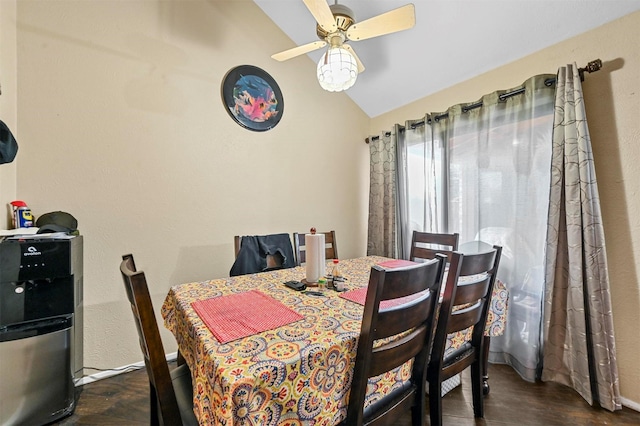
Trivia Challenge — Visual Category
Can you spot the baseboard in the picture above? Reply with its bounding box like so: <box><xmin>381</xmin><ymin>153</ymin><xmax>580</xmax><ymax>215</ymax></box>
<box><xmin>76</xmin><ymin>352</ymin><xmax>177</xmax><ymax>387</ymax></box>
<box><xmin>621</xmin><ymin>396</ymin><xmax>640</xmax><ymax>413</ymax></box>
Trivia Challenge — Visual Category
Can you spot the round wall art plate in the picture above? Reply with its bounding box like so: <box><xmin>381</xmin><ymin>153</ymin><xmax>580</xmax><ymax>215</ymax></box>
<box><xmin>221</xmin><ymin>65</ymin><xmax>283</xmax><ymax>131</ymax></box>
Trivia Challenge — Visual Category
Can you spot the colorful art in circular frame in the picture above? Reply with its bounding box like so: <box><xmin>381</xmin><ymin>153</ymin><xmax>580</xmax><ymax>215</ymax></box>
<box><xmin>221</xmin><ymin>65</ymin><xmax>284</xmax><ymax>132</ymax></box>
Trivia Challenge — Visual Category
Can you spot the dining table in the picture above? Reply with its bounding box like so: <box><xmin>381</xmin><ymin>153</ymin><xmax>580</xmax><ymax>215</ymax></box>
<box><xmin>161</xmin><ymin>255</ymin><xmax>508</xmax><ymax>425</ymax></box>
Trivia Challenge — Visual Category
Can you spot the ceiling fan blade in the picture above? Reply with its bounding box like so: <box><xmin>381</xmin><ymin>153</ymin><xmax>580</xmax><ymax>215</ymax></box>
<box><xmin>346</xmin><ymin>3</ymin><xmax>415</xmax><ymax>41</ymax></box>
<box><xmin>271</xmin><ymin>41</ymin><xmax>327</xmax><ymax>61</ymax></box>
<box><xmin>344</xmin><ymin>44</ymin><xmax>365</xmax><ymax>73</ymax></box>
<box><xmin>303</xmin><ymin>0</ymin><xmax>337</xmax><ymax>33</ymax></box>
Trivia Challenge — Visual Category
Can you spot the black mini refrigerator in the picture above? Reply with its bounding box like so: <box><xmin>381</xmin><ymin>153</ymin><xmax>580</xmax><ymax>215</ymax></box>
<box><xmin>0</xmin><ymin>235</ymin><xmax>83</xmax><ymax>426</ymax></box>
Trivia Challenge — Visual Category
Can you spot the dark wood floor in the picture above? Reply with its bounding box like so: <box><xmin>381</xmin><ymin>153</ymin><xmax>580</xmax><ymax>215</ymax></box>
<box><xmin>51</xmin><ymin>362</ymin><xmax>640</xmax><ymax>425</ymax></box>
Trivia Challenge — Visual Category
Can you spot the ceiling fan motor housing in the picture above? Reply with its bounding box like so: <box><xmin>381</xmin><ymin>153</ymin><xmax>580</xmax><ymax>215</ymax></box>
<box><xmin>316</xmin><ymin>4</ymin><xmax>355</xmax><ymax>39</ymax></box>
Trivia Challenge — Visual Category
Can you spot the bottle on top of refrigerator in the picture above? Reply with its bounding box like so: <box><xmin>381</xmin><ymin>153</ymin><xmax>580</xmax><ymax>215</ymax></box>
<box><xmin>9</xmin><ymin>200</ymin><xmax>33</xmax><ymax>229</ymax></box>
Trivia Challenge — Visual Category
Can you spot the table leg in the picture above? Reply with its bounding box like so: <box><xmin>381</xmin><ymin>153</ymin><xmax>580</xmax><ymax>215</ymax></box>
<box><xmin>177</xmin><ymin>349</ymin><xmax>186</xmax><ymax>366</ymax></box>
<box><xmin>482</xmin><ymin>336</ymin><xmax>490</xmax><ymax>395</ymax></box>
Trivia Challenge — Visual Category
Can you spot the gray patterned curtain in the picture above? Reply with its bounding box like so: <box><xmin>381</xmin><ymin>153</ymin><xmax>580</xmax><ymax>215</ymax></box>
<box><xmin>542</xmin><ymin>63</ymin><xmax>621</xmax><ymax>411</ymax></box>
<box><xmin>366</xmin><ymin>129</ymin><xmax>398</xmax><ymax>258</ymax></box>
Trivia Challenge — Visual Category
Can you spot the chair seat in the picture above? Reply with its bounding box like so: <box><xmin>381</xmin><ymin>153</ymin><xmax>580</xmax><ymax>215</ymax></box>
<box><xmin>170</xmin><ymin>364</ymin><xmax>198</xmax><ymax>426</ymax></box>
<box><xmin>361</xmin><ymin>381</ymin><xmax>415</xmax><ymax>423</ymax></box>
<box><xmin>443</xmin><ymin>342</ymin><xmax>474</xmax><ymax>367</ymax></box>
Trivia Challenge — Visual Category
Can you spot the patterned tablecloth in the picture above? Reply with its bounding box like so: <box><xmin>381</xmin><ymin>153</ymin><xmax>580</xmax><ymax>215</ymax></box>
<box><xmin>161</xmin><ymin>256</ymin><xmax>508</xmax><ymax>425</ymax></box>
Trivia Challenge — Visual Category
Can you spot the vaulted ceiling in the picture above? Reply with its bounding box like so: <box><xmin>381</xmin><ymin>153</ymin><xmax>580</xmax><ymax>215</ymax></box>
<box><xmin>254</xmin><ymin>0</ymin><xmax>640</xmax><ymax>117</ymax></box>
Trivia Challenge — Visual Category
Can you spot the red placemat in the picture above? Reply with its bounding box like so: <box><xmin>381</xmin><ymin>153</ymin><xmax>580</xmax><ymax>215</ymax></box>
<box><xmin>377</xmin><ymin>259</ymin><xmax>418</xmax><ymax>269</ymax></box>
<box><xmin>191</xmin><ymin>290</ymin><xmax>304</xmax><ymax>344</ymax></box>
<box><xmin>339</xmin><ymin>287</ymin><xmax>368</xmax><ymax>305</ymax></box>
<box><xmin>340</xmin><ymin>287</ymin><xmax>425</xmax><ymax>310</ymax></box>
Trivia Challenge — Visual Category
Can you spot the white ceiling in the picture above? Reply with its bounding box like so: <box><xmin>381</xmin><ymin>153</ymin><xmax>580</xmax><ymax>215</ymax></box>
<box><xmin>253</xmin><ymin>0</ymin><xmax>640</xmax><ymax>117</ymax></box>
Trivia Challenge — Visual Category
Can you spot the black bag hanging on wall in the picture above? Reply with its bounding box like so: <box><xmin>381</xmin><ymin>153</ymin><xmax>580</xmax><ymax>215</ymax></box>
<box><xmin>0</xmin><ymin>119</ymin><xmax>18</xmax><ymax>164</ymax></box>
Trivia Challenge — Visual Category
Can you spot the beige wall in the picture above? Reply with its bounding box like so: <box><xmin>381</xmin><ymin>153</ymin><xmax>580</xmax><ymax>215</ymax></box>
<box><xmin>0</xmin><ymin>0</ymin><xmax>18</xmax><ymax>227</ymax></box>
<box><xmin>12</xmin><ymin>0</ymin><xmax>370</xmax><ymax>370</ymax></box>
<box><xmin>372</xmin><ymin>11</ymin><xmax>640</xmax><ymax>408</ymax></box>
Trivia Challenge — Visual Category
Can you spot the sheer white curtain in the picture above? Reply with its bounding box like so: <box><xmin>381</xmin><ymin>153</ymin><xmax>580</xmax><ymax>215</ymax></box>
<box><xmin>397</xmin><ymin>75</ymin><xmax>556</xmax><ymax>381</ymax></box>
<box><xmin>396</xmin><ymin>118</ymin><xmax>447</xmax><ymax>259</ymax></box>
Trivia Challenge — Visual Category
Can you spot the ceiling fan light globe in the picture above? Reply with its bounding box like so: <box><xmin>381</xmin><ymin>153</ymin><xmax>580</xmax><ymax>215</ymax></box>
<box><xmin>316</xmin><ymin>47</ymin><xmax>358</xmax><ymax>92</ymax></box>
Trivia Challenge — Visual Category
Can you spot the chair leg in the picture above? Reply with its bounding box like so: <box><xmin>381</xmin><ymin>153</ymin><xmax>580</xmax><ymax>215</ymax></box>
<box><xmin>428</xmin><ymin>379</ymin><xmax>443</xmax><ymax>426</ymax></box>
<box><xmin>411</xmin><ymin>385</ymin><xmax>426</xmax><ymax>426</ymax></box>
<box><xmin>482</xmin><ymin>336</ymin><xmax>491</xmax><ymax>395</ymax></box>
<box><xmin>471</xmin><ymin>362</ymin><xmax>484</xmax><ymax>418</ymax></box>
<box><xmin>149</xmin><ymin>384</ymin><xmax>159</xmax><ymax>425</ymax></box>
<box><xmin>411</xmin><ymin>401</ymin><xmax>425</xmax><ymax>426</ymax></box>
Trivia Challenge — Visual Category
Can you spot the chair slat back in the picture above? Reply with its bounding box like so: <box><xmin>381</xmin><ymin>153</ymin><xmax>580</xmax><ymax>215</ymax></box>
<box><xmin>444</xmin><ymin>274</ymin><xmax>493</xmax><ymax>334</ymax></box>
<box><xmin>375</xmin><ymin>261</ymin><xmax>444</xmax><ymax>340</ymax></box>
<box><xmin>427</xmin><ymin>246</ymin><xmax>502</xmax><ymax>426</ymax></box>
<box><xmin>410</xmin><ymin>231</ymin><xmax>459</xmax><ymax>262</ymax></box>
<box><xmin>446</xmin><ymin>301</ymin><xmax>485</xmax><ymax>334</ymax></box>
<box><xmin>369</xmin><ymin>327</ymin><xmax>428</xmax><ymax>378</ymax></box>
<box><xmin>453</xmin><ymin>276</ymin><xmax>492</xmax><ymax>305</ymax></box>
<box><xmin>293</xmin><ymin>230</ymin><xmax>338</xmax><ymax>266</ymax></box>
<box><xmin>433</xmin><ymin>247</ymin><xmax>500</xmax><ymax>351</ymax></box>
<box><xmin>446</xmin><ymin>251</ymin><xmax>497</xmax><ymax>334</ymax></box>
<box><xmin>120</xmin><ymin>254</ymin><xmax>183</xmax><ymax>426</ymax></box>
<box><xmin>344</xmin><ymin>256</ymin><xmax>446</xmax><ymax>426</ymax></box>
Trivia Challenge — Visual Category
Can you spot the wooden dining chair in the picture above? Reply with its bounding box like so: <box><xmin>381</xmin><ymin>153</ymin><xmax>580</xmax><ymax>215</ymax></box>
<box><xmin>426</xmin><ymin>246</ymin><xmax>502</xmax><ymax>426</ymax></box>
<box><xmin>409</xmin><ymin>231</ymin><xmax>459</xmax><ymax>262</ymax></box>
<box><xmin>292</xmin><ymin>230</ymin><xmax>338</xmax><ymax>266</ymax></box>
<box><xmin>342</xmin><ymin>256</ymin><xmax>447</xmax><ymax>426</ymax></box>
<box><xmin>119</xmin><ymin>254</ymin><xmax>198</xmax><ymax>426</ymax></box>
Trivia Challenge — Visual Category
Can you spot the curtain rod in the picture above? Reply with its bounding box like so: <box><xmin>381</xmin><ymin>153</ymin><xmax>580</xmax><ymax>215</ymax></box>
<box><xmin>365</xmin><ymin>59</ymin><xmax>602</xmax><ymax>143</ymax></box>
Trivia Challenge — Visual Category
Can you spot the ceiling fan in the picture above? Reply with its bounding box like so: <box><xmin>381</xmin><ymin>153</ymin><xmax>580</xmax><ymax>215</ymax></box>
<box><xmin>271</xmin><ymin>0</ymin><xmax>416</xmax><ymax>92</ymax></box>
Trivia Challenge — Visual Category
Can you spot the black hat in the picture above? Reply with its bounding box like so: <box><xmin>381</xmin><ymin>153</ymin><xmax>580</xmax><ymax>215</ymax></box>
<box><xmin>0</xmin><ymin>120</ymin><xmax>18</xmax><ymax>165</ymax></box>
<box><xmin>36</xmin><ymin>211</ymin><xmax>79</xmax><ymax>235</ymax></box>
